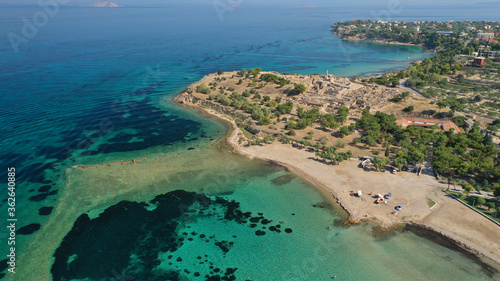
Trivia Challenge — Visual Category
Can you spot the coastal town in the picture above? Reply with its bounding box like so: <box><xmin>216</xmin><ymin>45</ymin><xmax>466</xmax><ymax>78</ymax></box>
<box><xmin>176</xmin><ymin>20</ymin><xmax>500</xmax><ymax>270</ymax></box>
<box><xmin>332</xmin><ymin>20</ymin><xmax>500</xmax><ymax>132</ymax></box>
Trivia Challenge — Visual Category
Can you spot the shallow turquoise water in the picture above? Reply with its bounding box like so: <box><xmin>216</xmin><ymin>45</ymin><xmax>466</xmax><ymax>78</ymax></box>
<box><xmin>157</xmin><ymin>170</ymin><xmax>494</xmax><ymax>281</ymax></box>
<box><xmin>50</xmin><ymin>160</ymin><xmax>496</xmax><ymax>280</ymax></box>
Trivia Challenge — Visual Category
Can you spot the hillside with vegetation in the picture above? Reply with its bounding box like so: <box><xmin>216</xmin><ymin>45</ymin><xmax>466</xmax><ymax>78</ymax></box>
<box><xmin>332</xmin><ymin>20</ymin><xmax>500</xmax><ymax>137</ymax></box>
<box><xmin>177</xmin><ymin>67</ymin><xmax>500</xmax><ymax>206</ymax></box>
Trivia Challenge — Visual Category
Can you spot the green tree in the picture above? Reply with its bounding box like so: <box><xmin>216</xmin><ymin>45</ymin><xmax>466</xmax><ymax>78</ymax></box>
<box><xmin>476</xmin><ymin>197</ymin><xmax>486</xmax><ymax>206</ymax></box>
<box><xmin>338</xmin><ymin>126</ymin><xmax>350</xmax><ymax>138</ymax></box>
<box><xmin>401</xmin><ymin>91</ymin><xmax>411</xmax><ymax>101</ymax></box>
<box><xmin>259</xmin><ymin>116</ymin><xmax>271</xmax><ymax>125</ymax></box>
<box><xmin>268</xmin><ymin>100</ymin><xmax>278</xmax><ymax>108</ymax></box>
<box><xmin>469</xmin><ymin>178</ymin><xmax>476</xmax><ymax>187</ymax></box>
<box><xmin>487</xmin><ymin>202</ymin><xmax>496</xmax><ymax>210</ymax></box>
<box><xmin>437</xmin><ymin>101</ymin><xmax>448</xmax><ymax>112</ymax></box>
<box><xmin>372</xmin><ymin>157</ymin><xmax>389</xmax><ymax>172</ymax></box>
<box><xmin>346</xmin><ymin>150</ymin><xmax>353</xmax><ymax>159</ymax></box>
<box><xmin>452</xmin><ymin>116</ymin><xmax>467</xmax><ymax>128</ymax></box>
<box><xmin>251</xmin><ymin>108</ymin><xmax>264</xmax><ymax>121</ymax></box>
<box><xmin>362</xmin><ymin>135</ymin><xmax>378</xmax><ymax>147</ymax></box>
<box><xmin>494</xmin><ymin>184</ymin><xmax>500</xmax><ymax>199</ymax></box>
<box><xmin>393</xmin><ymin>153</ymin><xmax>408</xmax><ymax>172</ymax></box>
<box><xmin>313</xmin><ymin>142</ymin><xmax>322</xmax><ymax>151</ymax></box>
<box><xmin>336</xmin><ymin>106</ymin><xmax>350</xmax><ymax>124</ymax></box>
<box><xmin>276</xmin><ymin>101</ymin><xmax>294</xmax><ymax>114</ymax></box>
<box><xmin>280</xmin><ymin>135</ymin><xmax>291</xmax><ymax>144</ymax></box>
<box><xmin>447</xmin><ymin>177</ymin><xmax>453</xmax><ymax>190</ymax></box>
<box><xmin>320</xmin><ymin>114</ymin><xmax>338</xmax><ymax>130</ymax></box>
<box><xmin>196</xmin><ymin>84</ymin><xmax>212</xmax><ymax>94</ymax></box>
<box><xmin>249</xmin><ymin>67</ymin><xmax>262</xmax><ymax>76</ymax></box>
<box><xmin>293</xmin><ymin>84</ymin><xmax>306</xmax><ymax>94</ymax></box>
<box><xmin>403</xmin><ymin>105</ymin><xmax>414</xmax><ymax>112</ymax></box>
<box><xmin>407</xmin><ymin>146</ymin><xmax>426</xmax><ymax>164</ymax></box>
<box><xmin>483</xmin><ymin>180</ymin><xmax>490</xmax><ymax>189</ymax></box>
<box><xmin>464</xmin><ymin>184</ymin><xmax>473</xmax><ymax>195</ymax></box>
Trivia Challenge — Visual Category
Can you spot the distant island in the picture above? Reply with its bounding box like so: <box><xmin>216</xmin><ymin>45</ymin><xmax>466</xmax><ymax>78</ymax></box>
<box><xmin>84</xmin><ymin>1</ymin><xmax>122</xmax><ymax>7</ymax></box>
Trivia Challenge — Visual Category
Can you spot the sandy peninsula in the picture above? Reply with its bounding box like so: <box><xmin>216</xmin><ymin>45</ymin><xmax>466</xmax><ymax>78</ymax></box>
<box><xmin>176</xmin><ymin>80</ymin><xmax>500</xmax><ymax>271</ymax></box>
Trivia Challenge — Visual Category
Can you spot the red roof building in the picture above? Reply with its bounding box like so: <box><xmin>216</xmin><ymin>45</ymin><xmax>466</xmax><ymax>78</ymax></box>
<box><xmin>473</xmin><ymin>57</ymin><xmax>485</xmax><ymax>65</ymax></box>
<box><xmin>397</xmin><ymin>118</ymin><xmax>460</xmax><ymax>132</ymax></box>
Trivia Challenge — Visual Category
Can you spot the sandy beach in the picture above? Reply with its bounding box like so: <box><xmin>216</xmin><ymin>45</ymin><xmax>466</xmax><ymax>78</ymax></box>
<box><xmin>178</xmin><ymin>98</ymin><xmax>500</xmax><ymax>270</ymax></box>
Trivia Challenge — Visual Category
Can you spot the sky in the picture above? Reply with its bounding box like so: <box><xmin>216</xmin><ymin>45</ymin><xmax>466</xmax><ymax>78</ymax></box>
<box><xmin>1</xmin><ymin>0</ymin><xmax>499</xmax><ymax>6</ymax></box>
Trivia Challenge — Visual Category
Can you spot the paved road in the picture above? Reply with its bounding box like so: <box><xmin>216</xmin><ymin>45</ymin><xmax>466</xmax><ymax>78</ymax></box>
<box><xmin>398</xmin><ymin>78</ymin><xmax>431</xmax><ymax>100</ymax></box>
<box><xmin>398</xmin><ymin>78</ymin><xmax>468</xmax><ymax>117</ymax></box>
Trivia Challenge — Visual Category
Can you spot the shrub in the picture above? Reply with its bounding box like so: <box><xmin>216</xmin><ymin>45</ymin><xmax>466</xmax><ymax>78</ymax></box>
<box><xmin>403</xmin><ymin>105</ymin><xmax>415</xmax><ymax>112</ymax></box>
<box><xmin>293</xmin><ymin>84</ymin><xmax>306</xmax><ymax>94</ymax></box>
<box><xmin>336</xmin><ymin>140</ymin><xmax>345</xmax><ymax>148</ymax></box>
<box><xmin>280</xmin><ymin>135</ymin><xmax>291</xmax><ymax>144</ymax></box>
<box><xmin>268</xmin><ymin>100</ymin><xmax>278</xmax><ymax>108</ymax></box>
<box><xmin>196</xmin><ymin>84</ymin><xmax>211</xmax><ymax>94</ymax></box>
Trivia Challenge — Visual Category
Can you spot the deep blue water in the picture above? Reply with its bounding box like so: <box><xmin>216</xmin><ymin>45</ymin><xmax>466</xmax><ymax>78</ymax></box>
<box><xmin>0</xmin><ymin>3</ymin><xmax>499</xmax><ymax>280</ymax></box>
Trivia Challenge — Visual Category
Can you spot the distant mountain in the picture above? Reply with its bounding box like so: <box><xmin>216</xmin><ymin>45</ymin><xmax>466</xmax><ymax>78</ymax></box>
<box><xmin>85</xmin><ymin>1</ymin><xmax>122</xmax><ymax>7</ymax></box>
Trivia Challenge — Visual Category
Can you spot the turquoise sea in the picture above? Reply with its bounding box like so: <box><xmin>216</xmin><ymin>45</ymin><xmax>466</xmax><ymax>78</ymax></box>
<box><xmin>0</xmin><ymin>3</ymin><xmax>499</xmax><ymax>280</ymax></box>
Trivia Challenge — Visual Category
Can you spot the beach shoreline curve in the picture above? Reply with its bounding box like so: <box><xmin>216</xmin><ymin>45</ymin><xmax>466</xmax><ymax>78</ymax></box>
<box><xmin>175</xmin><ymin>92</ymin><xmax>500</xmax><ymax>273</ymax></box>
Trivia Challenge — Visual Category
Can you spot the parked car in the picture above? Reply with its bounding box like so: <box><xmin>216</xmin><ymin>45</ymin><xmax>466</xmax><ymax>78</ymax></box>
<box><xmin>391</xmin><ymin>169</ymin><xmax>397</xmax><ymax>174</ymax></box>
<box><xmin>395</xmin><ymin>205</ymin><xmax>404</xmax><ymax>211</ymax></box>
<box><xmin>384</xmin><ymin>193</ymin><xmax>392</xmax><ymax>199</ymax></box>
